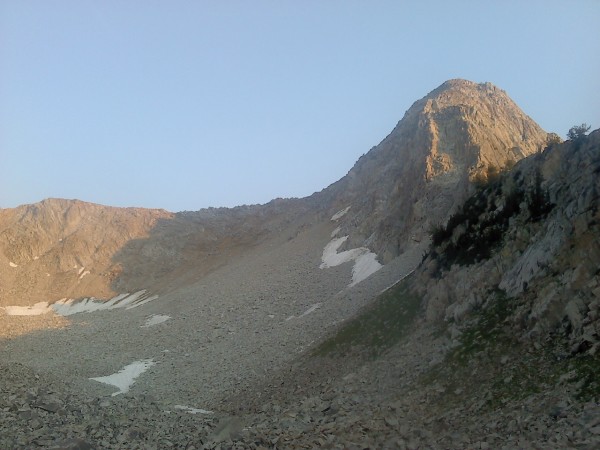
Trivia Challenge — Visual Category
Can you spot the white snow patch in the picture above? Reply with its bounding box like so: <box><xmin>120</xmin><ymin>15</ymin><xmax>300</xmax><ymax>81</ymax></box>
<box><xmin>77</xmin><ymin>266</ymin><xmax>85</xmax><ymax>275</ymax></box>
<box><xmin>319</xmin><ymin>235</ymin><xmax>383</xmax><ymax>286</ymax></box>
<box><xmin>9</xmin><ymin>262</ymin><xmax>18</xmax><ymax>268</ymax></box>
<box><xmin>319</xmin><ymin>236</ymin><xmax>365</xmax><ymax>269</ymax></box>
<box><xmin>52</xmin><ymin>290</ymin><xmax>158</xmax><ymax>316</ymax></box>
<box><xmin>351</xmin><ymin>253</ymin><xmax>383</xmax><ymax>287</ymax></box>
<box><xmin>141</xmin><ymin>314</ymin><xmax>171</xmax><ymax>327</ymax></box>
<box><xmin>330</xmin><ymin>226</ymin><xmax>341</xmax><ymax>238</ymax></box>
<box><xmin>173</xmin><ymin>405</ymin><xmax>213</xmax><ymax>415</ymax></box>
<box><xmin>90</xmin><ymin>359</ymin><xmax>155</xmax><ymax>396</ymax></box>
<box><xmin>1</xmin><ymin>290</ymin><xmax>158</xmax><ymax>317</ymax></box>
<box><xmin>78</xmin><ymin>270</ymin><xmax>90</xmax><ymax>280</ymax></box>
<box><xmin>2</xmin><ymin>302</ymin><xmax>53</xmax><ymax>316</ymax></box>
<box><xmin>331</xmin><ymin>206</ymin><xmax>351</xmax><ymax>221</ymax></box>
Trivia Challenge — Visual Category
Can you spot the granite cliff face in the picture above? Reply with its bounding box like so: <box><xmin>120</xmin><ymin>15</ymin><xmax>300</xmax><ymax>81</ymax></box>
<box><xmin>323</xmin><ymin>79</ymin><xmax>551</xmax><ymax>262</ymax></box>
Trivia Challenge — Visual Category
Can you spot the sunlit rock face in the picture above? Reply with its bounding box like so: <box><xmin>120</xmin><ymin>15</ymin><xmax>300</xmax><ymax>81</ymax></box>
<box><xmin>0</xmin><ymin>198</ymin><xmax>172</xmax><ymax>306</ymax></box>
<box><xmin>321</xmin><ymin>79</ymin><xmax>551</xmax><ymax>263</ymax></box>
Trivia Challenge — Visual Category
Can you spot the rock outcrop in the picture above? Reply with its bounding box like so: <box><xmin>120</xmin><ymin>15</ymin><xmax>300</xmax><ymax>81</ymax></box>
<box><xmin>419</xmin><ymin>129</ymin><xmax>600</xmax><ymax>355</ymax></box>
<box><xmin>321</xmin><ymin>79</ymin><xmax>552</xmax><ymax>262</ymax></box>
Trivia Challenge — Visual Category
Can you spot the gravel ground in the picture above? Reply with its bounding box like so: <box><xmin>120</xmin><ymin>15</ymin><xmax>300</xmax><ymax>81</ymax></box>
<box><xmin>2</xmin><ymin>321</ymin><xmax>598</xmax><ymax>449</ymax></box>
<box><xmin>0</xmin><ymin>219</ymin><xmax>424</xmax><ymax>448</ymax></box>
<box><xmin>2</xmin><ymin>218</ymin><xmax>597</xmax><ymax>449</ymax></box>
<box><xmin>1</xmin><ymin>221</ymin><xmax>421</xmax><ymax>403</ymax></box>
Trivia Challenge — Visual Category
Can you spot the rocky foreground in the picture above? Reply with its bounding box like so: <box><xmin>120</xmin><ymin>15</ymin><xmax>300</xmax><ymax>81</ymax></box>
<box><xmin>2</xmin><ymin>309</ymin><xmax>599</xmax><ymax>449</ymax></box>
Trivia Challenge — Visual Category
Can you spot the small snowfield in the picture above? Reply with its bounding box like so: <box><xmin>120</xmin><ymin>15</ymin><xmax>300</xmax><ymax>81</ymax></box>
<box><xmin>320</xmin><ymin>235</ymin><xmax>382</xmax><ymax>286</ymax></box>
<box><xmin>1</xmin><ymin>290</ymin><xmax>158</xmax><ymax>317</ymax></box>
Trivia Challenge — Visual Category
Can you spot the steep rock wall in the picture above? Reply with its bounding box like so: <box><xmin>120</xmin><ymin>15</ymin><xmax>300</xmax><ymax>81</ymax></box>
<box><xmin>321</xmin><ymin>79</ymin><xmax>551</xmax><ymax>263</ymax></box>
<box><xmin>417</xmin><ymin>130</ymin><xmax>600</xmax><ymax>354</ymax></box>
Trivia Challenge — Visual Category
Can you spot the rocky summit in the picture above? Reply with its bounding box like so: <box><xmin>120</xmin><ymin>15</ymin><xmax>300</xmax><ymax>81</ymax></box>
<box><xmin>0</xmin><ymin>80</ymin><xmax>598</xmax><ymax>449</ymax></box>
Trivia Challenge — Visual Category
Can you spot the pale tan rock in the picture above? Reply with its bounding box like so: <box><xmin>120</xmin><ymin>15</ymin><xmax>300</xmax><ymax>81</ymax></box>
<box><xmin>326</xmin><ymin>79</ymin><xmax>550</xmax><ymax>262</ymax></box>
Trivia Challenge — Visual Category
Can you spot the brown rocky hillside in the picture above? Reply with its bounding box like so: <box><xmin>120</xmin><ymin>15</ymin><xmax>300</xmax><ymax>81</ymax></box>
<box><xmin>0</xmin><ymin>199</ymin><xmax>172</xmax><ymax>306</ymax></box>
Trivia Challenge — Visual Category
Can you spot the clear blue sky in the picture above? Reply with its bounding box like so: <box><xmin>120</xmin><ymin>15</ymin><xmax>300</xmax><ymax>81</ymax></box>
<box><xmin>1</xmin><ymin>1</ymin><xmax>599</xmax><ymax>212</ymax></box>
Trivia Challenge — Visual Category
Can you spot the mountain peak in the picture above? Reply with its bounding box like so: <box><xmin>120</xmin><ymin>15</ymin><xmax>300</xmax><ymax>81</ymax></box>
<box><xmin>325</xmin><ymin>79</ymin><xmax>551</xmax><ymax>261</ymax></box>
<box><xmin>429</xmin><ymin>78</ymin><xmax>482</xmax><ymax>93</ymax></box>
<box><xmin>426</xmin><ymin>79</ymin><xmax>507</xmax><ymax>99</ymax></box>
<box><xmin>414</xmin><ymin>79</ymin><xmax>547</xmax><ymax>177</ymax></box>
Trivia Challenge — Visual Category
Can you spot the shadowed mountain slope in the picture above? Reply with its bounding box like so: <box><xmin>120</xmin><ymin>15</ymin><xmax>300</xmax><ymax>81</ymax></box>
<box><xmin>0</xmin><ymin>198</ymin><xmax>172</xmax><ymax>306</ymax></box>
